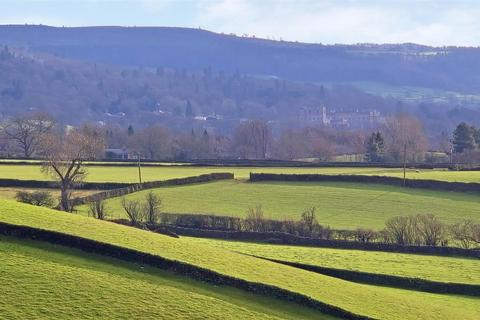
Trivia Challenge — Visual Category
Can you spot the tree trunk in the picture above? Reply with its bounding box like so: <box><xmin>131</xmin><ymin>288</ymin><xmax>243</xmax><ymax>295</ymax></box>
<box><xmin>60</xmin><ymin>182</ymin><xmax>71</xmax><ymax>212</ymax></box>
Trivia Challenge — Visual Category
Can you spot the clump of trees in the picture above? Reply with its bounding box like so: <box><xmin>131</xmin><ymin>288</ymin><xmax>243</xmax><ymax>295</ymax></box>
<box><xmin>383</xmin><ymin>214</ymin><xmax>445</xmax><ymax>246</ymax></box>
<box><xmin>121</xmin><ymin>192</ymin><xmax>163</xmax><ymax>226</ymax></box>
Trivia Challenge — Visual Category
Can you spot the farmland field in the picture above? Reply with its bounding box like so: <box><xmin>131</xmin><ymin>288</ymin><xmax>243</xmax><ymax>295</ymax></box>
<box><xmin>0</xmin><ymin>236</ymin><xmax>326</xmax><ymax>320</ymax></box>
<box><xmin>1</xmin><ymin>163</ymin><xmax>480</xmax><ymax>182</ymax></box>
<box><xmin>77</xmin><ymin>180</ymin><xmax>480</xmax><ymax>229</ymax></box>
<box><xmin>1</xmin><ymin>200</ymin><xmax>479</xmax><ymax>320</ymax></box>
<box><xmin>189</xmin><ymin>237</ymin><xmax>480</xmax><ymax>285</ymax></box>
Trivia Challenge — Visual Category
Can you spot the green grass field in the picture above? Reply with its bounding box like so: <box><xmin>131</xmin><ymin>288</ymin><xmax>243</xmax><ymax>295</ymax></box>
<box><xmin>0</xmin><ymin>200</ymin><xmax>479</xmax><ymax>320</ymax></box>
<box><xmin>78</xmin><ymin>180</ymin><xmax>480</xmax><ymax>229</ymax></box>
<box><xmin>0</xmin><ymin>236</ymin><xmax>328</xmax><ymax>320</ymax></box>
<box><xmin>189</xmin><ymin>237</ymin><xmax>480</xmax><ymax>285</ymax></box>
<box><xmin>1</xmin><ymin>164</ymin><xmax>480</xmax><ymax>182</ymax></box>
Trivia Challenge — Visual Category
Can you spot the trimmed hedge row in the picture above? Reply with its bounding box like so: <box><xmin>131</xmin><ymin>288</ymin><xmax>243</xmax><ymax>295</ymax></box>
<box><xmin>0</xmin><ymin>222</ymin><xmax>371</xmax><ymax>320</ymax></box>
<box><xmin>253</xmin><ymin>256</ymin><xmax>480</xmax><ymax>297</ymax></box>
<box><xmin>71</xmin><ymin>173</ymin><xmax>234</xmax><ymax>206</ymax></box>
<box><xmin>250</xmin><ymin>173</ymin><xmax>480</xmax><ymax>192</ymax></box>
<box><xmin>165</xmin><ymin>226</ymin><xmax>480</xmax><ymax>258</ymax></box>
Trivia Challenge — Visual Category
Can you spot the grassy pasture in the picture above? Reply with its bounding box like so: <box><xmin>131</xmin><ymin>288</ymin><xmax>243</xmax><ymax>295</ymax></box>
<box><xmin>1</xmin><ymin>163</ymin><xmax>480</xmax><ymax>182</ymax></box>
<box><xmin>0</xmin><ymin>236</ymin><xmax>326</xmax><ymax>320</ymax></box>
<box><xmin>189</xmin><ymin>238</ymin><xmax>480</xmax><ymax>285</ymax></box>
<box><xmin>78</xmin><ymin>180</ymin><xmax>480</xmax><ymax>229</ymax></box>
<box><xmin>0</xmin><ymin>200</ymin><xmax>479</xmax><ymax>320</ymax></box>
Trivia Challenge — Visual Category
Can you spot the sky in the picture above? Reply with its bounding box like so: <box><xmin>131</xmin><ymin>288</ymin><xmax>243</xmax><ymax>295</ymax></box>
<box><xmin>1</xmin><ymin>0</ymin><xmax>480</xmax><ymax>46</ymax></box>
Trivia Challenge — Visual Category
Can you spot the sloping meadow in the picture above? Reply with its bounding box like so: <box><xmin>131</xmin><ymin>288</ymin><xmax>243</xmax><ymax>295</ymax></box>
<box><xmin>0</xmin><ymin>200</ymin><xmax>479</xmax><ymax>320</ymax></box>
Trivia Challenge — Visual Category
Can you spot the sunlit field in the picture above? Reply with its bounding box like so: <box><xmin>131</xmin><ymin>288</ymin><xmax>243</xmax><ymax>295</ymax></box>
<box><xmin>0</xmin><ymin>236</ymin><xmax>327</xmax><ymax>320</ymax></box>
<box><xmin>190</xmin><ymin>237</ymin><xmax>480</xmax><ymax>285</ymax></box>
<box><xmin>1</xmin><ymin>164</ymin><xmax>480</xmax><ymax>183</ymax></box>
<box><xmin>77</xmin><ymin>180</ymin><xmax>480</xmax><ymax>229</ymax></box>
<box><xmin>1</xmin><ymin>200</ymin><xmax>478</xmax><ymax>320</ymax></box>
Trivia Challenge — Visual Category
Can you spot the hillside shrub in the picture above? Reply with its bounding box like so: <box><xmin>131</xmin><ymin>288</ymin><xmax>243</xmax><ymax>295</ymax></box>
<box><xmin>144</xmin><ymin>191</ymin><xmax>162</xmax><ymax>225</ymax></box>
<box><xmin>15</xmin><ymin>191</ymin><xmax>55</xmax><ymax>208</ymax></box>
<box><xmin>88</xmin><ymin>200</ymin><xmax>108</xmax><ymax>220</ymax></box>
<box><xmin>243</xmin><ymin>205</ymin><xmax>266</xmax><ymax>232</ymax></box>
<box><xmin>121</xmin><ymin>198</ymin><xmax>144</xmax><ymax>226</ymax></box>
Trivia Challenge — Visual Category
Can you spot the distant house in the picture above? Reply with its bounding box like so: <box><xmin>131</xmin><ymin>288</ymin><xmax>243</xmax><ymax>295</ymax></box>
<box><xmin>104</xmin><ymin>147</ymin><xmax>132</xmax><ymax>160</ymax></box>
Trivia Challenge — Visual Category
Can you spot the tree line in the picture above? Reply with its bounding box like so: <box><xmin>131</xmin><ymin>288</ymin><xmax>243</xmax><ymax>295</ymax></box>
<box><xmin>3</xmin><ymin>112</ymin><xmax>480</xmax><ymax>166</ymax></box>
<box><xmin>3</xmin><ymin>111</ymin><xmax>479</xmax><ymax>164</ymax></box>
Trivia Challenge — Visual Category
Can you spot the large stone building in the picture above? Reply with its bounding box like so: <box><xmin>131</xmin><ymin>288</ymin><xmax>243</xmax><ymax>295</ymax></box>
<box><xmin>298</xmin><ymin>107</ymin><xmax>383</xmax><ymax>130</ymax></box>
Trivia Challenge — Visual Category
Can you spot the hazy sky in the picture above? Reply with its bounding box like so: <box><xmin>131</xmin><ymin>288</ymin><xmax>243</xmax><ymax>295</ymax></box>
<box><xmin>1</xmin><ymin>0</ymin><xmax>479</xmax><ymax>46</ymax></box>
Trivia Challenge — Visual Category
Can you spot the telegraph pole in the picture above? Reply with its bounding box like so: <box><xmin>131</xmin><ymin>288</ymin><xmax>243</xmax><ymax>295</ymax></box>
<box><xmin>137</xmin><ymin>154</ymin><xmax>142</xmax><ymax>185</ymax></box>
<box><xmin>403</xmin><ymin>142</ymin><xmax>407</xmax><ymax>187</ymax></box>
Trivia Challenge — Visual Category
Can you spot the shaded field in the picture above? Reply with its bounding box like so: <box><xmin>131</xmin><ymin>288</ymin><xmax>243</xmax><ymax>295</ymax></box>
<box><xmin>189</xmin><ymin>237</ymin><xmax>480</xmax><ymax>285</ymax></box>
<box><xmin>1</xmin><ymin>164</ymin><xmax>480</xmax><ymax>182</ymax></box>
<box><xmin>0</xmin><ymin>236</ymin><xmax>325</xmax><ymax>320</ymax></box>
<box><xmin>0</xmin><ymin>200</ymin><xmax>479</xmax><ymax>320</ymax></box>
<box><xmin>78</xmin><ymin>180</ymin><xmax>480</xmax><ymax>229</ymax></box>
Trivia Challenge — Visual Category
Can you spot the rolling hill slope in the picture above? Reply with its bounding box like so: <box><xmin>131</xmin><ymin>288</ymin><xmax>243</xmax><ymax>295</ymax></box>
<box><xmin>0</xmin><ymin>236</ymin><xmax>327</xmax><ymax>320</ymax></box>
<box><xmin>0</xmin><ymin>200</ymin><xmax>479</xmax><ymax>319</ymax></box>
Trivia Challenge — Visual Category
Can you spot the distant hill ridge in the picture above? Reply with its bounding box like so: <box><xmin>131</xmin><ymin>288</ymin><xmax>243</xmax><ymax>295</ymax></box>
<box><xmin>1</xmin><ymin>25</ymin><xmax>480</xmax><ymax>92</ymax></box>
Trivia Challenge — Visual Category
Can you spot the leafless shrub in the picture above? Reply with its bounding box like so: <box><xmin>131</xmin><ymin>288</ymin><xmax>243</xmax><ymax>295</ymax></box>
<box><xmin>16</xmin><ymin>190</ymin><xmax>55</xmax><ymax>208</ymax></box>
<box><xmin>121</xmin><ymin>198</ymin><xmax>144</xmax><ymax>226</ymax></box>
<box><xmin>451</xmin><ymin>219</ymin><xmax>480</xmax><ymax>249</ymax></box>
<box><xmin>244</xmin><ymin>205</ymin><xmax>266</xmax><ymax>232</ymax></box>
<box><xmin>143</xmin><ymin>191</ymin><xmax>162</xmax><ymax>225</ymax></box>
<box><xmin>354</xmin><ymin>228</ymin><xmax>377</xmax><ymax>243</ymax></box>
<box><xmin>416</xmin><ymin>213</ymin><xmax>445</xmax><ymax>246</ymax></box>
<box><xmin>299</xmin><ymin>207</ymin><xmax>318</xmax><ymax>237</ymax></box>
<box><xmin>88</xmin><ymin>200</ymin><xmax>108</xmax><ymax>220</ymax></box>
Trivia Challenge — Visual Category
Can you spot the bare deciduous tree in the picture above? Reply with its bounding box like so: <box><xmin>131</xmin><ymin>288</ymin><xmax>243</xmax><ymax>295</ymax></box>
<box><xmin>144</xmin><ymin>191</ymin><xmax>162</xmax><ymax>224</ymax></box>
<box><xmin>244</xmin><ymin>205</ymin><xmax>266</xmax><ymax>232</ymax></box>
<box><xmin>451</xmin><ymin>219</ymin><xmax>480</xmax><ymax>249</ymax></box>
<box><xmin>88</xmin><ymin>200</ymin><xmax>108</xmax><ymax>220</ymax></box>
<box><xmin>129</xmin><ymin>125</ymin><xmax>171</xmax><ymax>160</ymax></box>
<box><xmin>384</xmin><ymin>215</ymin><xmax>420</xmax><ymax>246</ymax></box>
<box><xmin>41</xmin><ymin>125</ymin><xmax>105</xmax><ymax>212</ymax></box>
<box><xmin>121</xmin><ymin>198</ymin><xmax>144</xmax><ymax>226</ymax></box>
<box><xmin>1</xmin><ymin>113</ymin><xmax>55</xmax><ymax>157</ymax></box>
<box><xmin>232</xmin><ymin>120</ymin><xmax>270</xmax><ymax>159</ymax></box>
<box><xmin>416</xmin><ymin>213</ymin><xmax>445</xmax><ymax>246</ymax></box>
<box><xmin>383</xmin><ymin>114</ymin><xmax>428</xmax><ymax>163</ymax></box>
